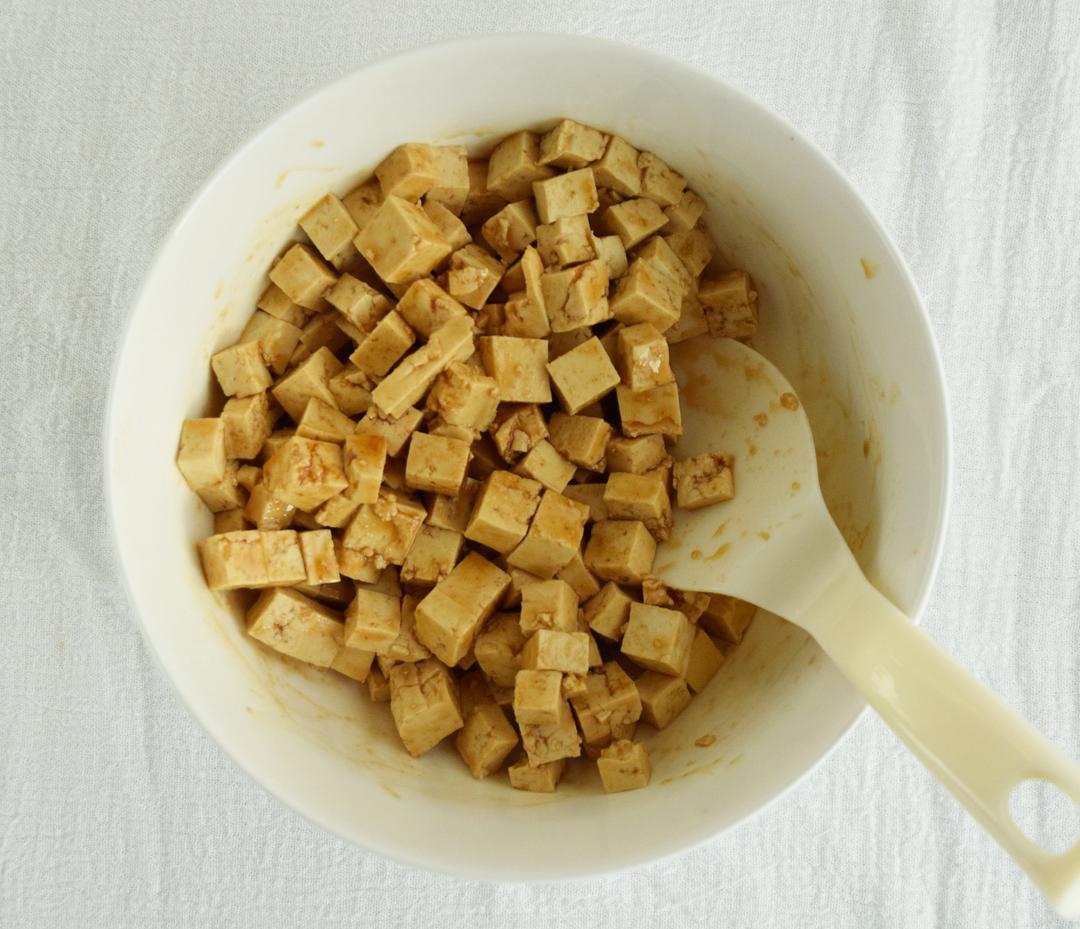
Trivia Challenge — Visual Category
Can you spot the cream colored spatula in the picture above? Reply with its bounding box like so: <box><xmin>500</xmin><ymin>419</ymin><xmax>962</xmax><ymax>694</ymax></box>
<box><xmin>657</xmin><ymin>336</ymin><xmax>1080</xmax><ymax>916</ymax></box>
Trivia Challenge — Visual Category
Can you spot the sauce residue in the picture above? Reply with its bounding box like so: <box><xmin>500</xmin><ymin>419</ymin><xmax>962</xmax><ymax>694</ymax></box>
<box><xmin>753</xmin><ymin>412</ymin><xmax>768</xmax><ymax>427</ymax></box>
<box><xmin>860</xmin><ymin>256</ymin><xmax>878</xmax><ymax>279</ymax></box>
<box><xmin>694</xmin><ymin>734</ymin><xmax>717</xmax><ymax>748</ymax></box>
<box><xmin>779</xmin><ymin>392</ymin><xmax>799</xmax><ymax>410</ymax></box>
<box><xmin>705</xmin><ymin>544</ymin><xmax>730</xmax><ymax>561</ymax></box>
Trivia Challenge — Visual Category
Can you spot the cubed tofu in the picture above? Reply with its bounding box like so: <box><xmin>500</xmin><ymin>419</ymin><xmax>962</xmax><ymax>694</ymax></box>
<box><xmin>555</xmin><ymin>549</ymin><xmax>602</xmax><ymax>600</ymax></box>
<box><xmin>486</xmin><ymin>130</ymin><xmax>555</xmax><ymax>201</ymax></box>
<box><xmin>330</xmin><ymin>644</ymin><xmax>375</xmax><ymax>682</ymax></box>
<box><xmin>343</xmin><ymin>586</ymin><xmax>401</xmax><ymax>653</ymax></box>
<box><xmin>583</xmin><ymin>520</ymin><xmax>657</xmax><ymax>584</ymax></box>
<box><xmin>396</xmin><ymin>279</ymin><xmax>467</xmax><ymax>338</ymax></box>
<box><xmin>375</xmin><ymin>142</ymin><xmax>443</xmax><ymax>200</ymax></box>
<box><xmin>239</xmin><ymin>311</ymin><xmax>303</xmax><ymax>376</ymax></box>
<box><xmin>461</xmin><ymin>158</ymin><xmax>507</xmax><ymax>226</ymax></box>
<box><xmin>383</xmin><ymin>593</ymin><xmax>433</xmax><ymax>663</ymax></box>
<box><xmin>490</xmin><ymin>403</ymin><xmax>547</xmax><ymax>462</ymax></box>
<box><xmin>512</xmin><ymin>669</ymin><xmax>564</xmax><ymax>726</ymax></box>
<box><xmin>597</xmin><ymin>739</ymin><xmax>651</xmax><ymax>792</ymax></box>
<box><xmin>507</xmin><ymin>489</ymin><xmax>590</xmax><ymax>578</ymax></box>
<box><xmin>569</xmin><ymin>661</ymin><xmax>642</xmax><ymax>751</ymax></box>
<box><xmin>635</xmin><ymin>671</ymin><xmax>692</xmax><ymax>729</ymax></box>
<box><xmin>583</xmin><ymin>582</ymin><xmax>635</xmax><ymax>640</ymax></box>
<box><xmin>673</xmin><ymin>452</ymin><xmax>734</xmax><ymax>510</ymax></box>
<box><xmin>445</xmin><ymin>243</ymin><xmax>504</xmax><ymax>310</ymax></box>
<box><xmin>414</xmin><ymin>552</ymin><xmax>510</xmax><ymax>666</ymax></box>
<box><xmin>605</xmin><ymin>434</ymin><xmax>666</xmax><ymax>475</ymax></box>
<box><xmin>388</xmin><ymin>659</ymin><xmax>464</xmax><ymax>756</ymax></box>
<box><xmin>262</xmin><ymin>532</ymin><xmax>324</xmax><ymax>587</ymax></box>
<box><xmin>405</xmin><ymin>432</ymin><xmax>471</xmax><ymax>496</ymax></box>
<box><xmin>326</xmin><ymin>274</ymin><xmax>391</xmax><ymax>333</ymax></box>
<box><xmin>427</xmin><ymin>362</ymin><xmax>500</xmax><ymax>437</ymax></box>
<box><xmin>603</xmin><ymin>472</ymin><xmax>672</xmax><ymax>540</ymax></box>
<box><xmin>664</xmin><ymin>227</ymin><xmax>714</xmax><ymax>278</ymax></box>
<box><xmin>698</xmin><ymin>270</ymin><xmax>759</xmax><ymax>339</ymax></box>
<box><xmin>685</xmin><ymin>627</ymin><xmax>725</xmax><ymax>693</ymax></box>
<box><xmin>221</xmin><ymin>393</ymin><xmax>274</xmax><ymax>462</ymax></box>
<box><xmin>591</xmin><ymin>232</ymin><xmax>629</xmax><ymax>279</ymax></box>
<box><xmin>341</xmin><ymin>177</ymin><xmax>383</xmax><ymax>231</ymax></box>
<box><xmin>616</xmin><ymin>382</ymin><xmax>683</xmax><ymax>438</ymax></box>
<box><xmin>641</xmin><ymin>576</ymin><xmax>709</xmax><ymax>621</ymax></box>
<box><xmin>532</xmin><ymin>168</ymin><xmax>599</xmax><ymax>224</ymax></box>
<box><xmin>370</xmin><ymin>315</ymin><xmax>475</xmax><ymax>419</ymax></box>
<box><xmin>665</xmin><ymin>291</ymin><xmax>710</xmax><ymax>344</ymax></box>
<box><xmin>338</xmin><ymin>492</ymin><xmax>426</xmax><ymax>575</ymax></box>
<box><xmin>600</xmin><ymin>198</ymin><xmax>667</xmax><ymax>249</ymax></box>
<box><xmin>610</xmin><ymin>258</ymin><xmax>682</xmax><ymax>331</ymax></box>
<box><xmin>425</xmin><ymin>144</ymin><xmax>470</xmax><ymax>214</ymax></box>
<box><xmin>508</xmin><ymin>756</ymin><xmax>565</xmax><ymax>792</ymax></box>
<box><xmin>212</xmin><ymin>341</ymin><xmax>272</xmax><ymax>398</ymax></box>
<box><xmin>297</xmin><ymin>529</ymin><xmax>340</xmax><ymax>585</ymax></box>
<box><xmin>546</xmin><ymin>336</ymin><xmax>620</xmax><ymax>415</ymax></box>
<box><xmin>354</xmin><ymin>196</ymin><xmax>452</xmax><ymax>285</ymax></box>
<box><xmin>478</xmin><ymin>336</ymin><xmax>551</xmax><ymax>403</ymax></box>
<box><xmin>366</xmin><ymin>665</ymin><xmax>391</xmax><ymax>701</ymax></box>
<box><xmin>536</xmin><ymin>214</ymin><xmax>596</xmax><ymax>267</ymax></box>
<box><xmin>342</xmin><ymin>433</ymin><xmax>387</xmax><ymax>503</ymax></box>
<box><xmin>616</xmin><ymin>323</ymin><xmax>674</xmax><ymax>392</ymax></box>
<box><xmin>425</xmin><ymin>475</ymin><xmax>480</xmax><ymax>533</ymax></box>
<box><xmin>593</xmin><ymin>136</ymin><xmax>642</xmax><ymax>197</ymax></box>
<box><xmin>520</xmin><ymin>629</ymin><xmax>590</xmax><ymax>675</ymax></box>
<box><xmin>246</xmin><ymin>586</ymin><xmax>343</xmax><ymax>667</ymax></box>
<box><xmin>621</xmin><ymin>602</ymin><xmax>695</xmax><ymax>676</ymax></box>
<box><xmin>300</xmin><ymin>193</ymin><xmax>359</xmax><ymax>262</ymax></box>
<box><xmin>520</xmin><ymin>578</ymin><xmax>579</xmax><ymax>635</ymax></box>
<box><xmin>213</xmin><ymin>509</ymin><xmax>248</xmax><ymax>533</ymax></box>
<box><xmin>269</xmin><ymin>243</ymin><xmax>337</xmax><ymax>309</ymax></box>
<box><xmin>637</xmin><ymin>151</ymin><xmax>686</xmax><ymax>207</ymax></box>
<box><xmin>354</xmin><ymin>405</ymin><xmax>423</xmax><ymax>457</ymax></box>
<box><xmin>502</xmin><ymin>291</ymin><xmax>549</xmax><ymax>340</ymax></box>
<box><xmin>699</xmin><ymin>595</ymin><xmax>757</xmax><ymax>644</ymax></box>
<box><xmin>422</xmin><ymin>199</ymin><xmax>471</xmax><ymax>251</ymax></box>
<box><xmin>257</xmin><ymin>282</ymin><xmax>309</xmax><ymax>328</ymax></box>
<box><xmin>464</xmin><ymin>470</ymin><xmax>542</xmax><ymax>553</ymax></box>
<box><xmin>538</xmin><ymin>119</ymin><xmax>607</xmax><ymax>168</ymax></box>
<box><xmin>199</xmin><ymin>530</ymin><xmax>267</xmax><ymax>590</ymax></box>
<box><xmin>295</xmin><ymin>397</ymin><xmax>355</xmax><ymax>443</ymax></box>
<box><xmin>456</xmin><ymin>703</ymin><xmax>519</xmax><ymax>778</ymax></box>
<box><xmin>244</xmin><ymin>481</ymin><xmax>296</xmax><ymax>530</ymax></box>
<box><xmin>540</xmin><ymin>259</ymin><xmax>610</xmax><ymax>332</ymax></box>
<box><xmin>663</xmin><ymin>188</ymin><xmax>706</xmax><ymax>233</ymax></box>
<box><xmin>272</xmin><ymin>346</ymin><xmax>343</xmax><ymax>422</ymax></box>
<box><xmin>481</xmin><ymin>200</ymin><xmax>538</xmax><ymax>263</ymax></box>
<box><xmin>547</xmin><ymin>413</ymin><xmax>612</xmax><ymax>471</ymax></box>
<box><xmin>547</xmin><ymin>327</ymin><xmax>591</xmax><ymax>360</ymax></box>
<box><xmin>521</xmin><ymin>697</ymin><xmax>582</xmax><ymax>766</ymax></box>
<box><xmin>561</xmin><ymin>483</ymin><xmax>606</xmax><ymax>522</ymax></box>
<box><xmin>501</xmin><ymin>565</ymin><xmax>542</xmax><ymax>609</ymax></box>
<box><xmin>474</xmin><ymin>612</ymin><xmax>528</xmax><ymax>688</ymax></box>
<box><xmin>514</xmin><ymin>439</ymin><xmax>575</xmax><ymax>492</ymax></box>
<box><xmin>263</xmin><ymin>436</ymin><xmax>348</xmax><ymax>511</ymax></box>
<box><xmin>178</xmin><ymin>418</ymin><xmax>227</xmax><ymax>490</ymax></box>
<box><xmin>349</xmin><ymin>310</ymin><xmax>416</xmax><ymax>383</ymax></box>
<box><xmin>400</xmin><ymin>524</ymin><xmax>463</xmax><ymax>587</ymax></box>
<box><xmin>194</xmin><ymin>463</ymin><xmax>247</xmax><ymax>513</ymax></box>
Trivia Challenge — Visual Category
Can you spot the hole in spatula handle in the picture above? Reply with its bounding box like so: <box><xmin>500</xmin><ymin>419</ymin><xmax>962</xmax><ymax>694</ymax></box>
<box><xmin>1010</xmin><ymin>779</ymin><xmax>1080</xmax><ymax>854</ymax></box>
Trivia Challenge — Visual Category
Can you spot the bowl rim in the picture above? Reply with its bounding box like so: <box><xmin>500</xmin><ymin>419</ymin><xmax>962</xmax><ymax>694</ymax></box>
<box><xmin>102</xmin><ymin>31</ymin><xmax>952</xmax><ymax>880</ymax></box>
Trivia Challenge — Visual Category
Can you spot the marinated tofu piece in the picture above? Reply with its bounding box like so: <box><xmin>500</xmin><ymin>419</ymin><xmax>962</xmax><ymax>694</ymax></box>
<box><xmin>221</xmin><ymin>393</ymin><xmax>274</xmax><ymax>460</ymax></box>
<box><xmin>474</xmin><ymin>612</ymin><xmax>528</xmax><ymax>688</ymax></box>
<box><xmin>621</xmin><ymin>602</ymin><xmax>695</xmax><ymax>676</ymax></box>
<box><xmin>354</xmin><ymin>196</ymin><xmax>452</xmax><ymax>285</ymax></box>
<box><xmin>603</xmin><ymin>472</ymin><xmax>672</xmax><ymax>540</ymax></box>
<box><xmin>520</xmin><ymin>695</ymin><xmax>581</xmax><ymax>766</ymax></box>
<box><xmin>344</xmin><ymin>586</ymin><xmax>402</xmax><ymax>653</ymax></box>
<box><xmin>548</xmin><ymin>413</ymin><xmax>612</xmax><ymax>471</ymax></box>
<box><xmin>478</xmin><ymin>335</ymin><xmax>551</xmax><ymax>404</ymax></box>
<box><xmin>570</xmin><ymin>661</ymin><xmax>642</xmax><ymax>752</ymax></box>
<box><xmin>272</xmin><ymin>347</ymin><xmax>343</xmax><ymax>422</ymax></box>
<box><xmin>592</xmin><ymin>136</ymin><xmax>642</xmax><ymax>197</ymax></box>
<box><xmin>212</xmin><ymin>341</ymin><xmax>272</xmax><ymax>398</ymax></box>
<box><xmin>673</xmin><ymin>452</ymin><xmax>734</xmax><ymax>510</ymax></box>
<box><xmin>507</xmin><ymin>489</ymin><xmax>589</xmax><ymax>578</ymax></box>
<box><xmin>269</xmin><ymin>243</ymin><xmax>337</xmax><ymax>309</ymax></box>
<box><xmin>583</xmin><ymin>519</ymin><xmax>656</xmax><ymax>584</ymax></box>
<box><xmin>246</xmin><ymin>586</ymin><xmax>344</xmax><ymax>667</ymax></box>
<box><xmin>508</xmin><ymin>757</ymin><xmax>565</xmax><ymax>792</ymax></box>
<box><xmin>405</xmin><ymin>432</ymin><xmax>471</xmax><ymax>496</ymax></box>
<box><xmin>486</xmin><ymin>130</ymin><xmax>555</xmax><ymax>201</ymax></box>
<box><xmin>400</xmin><ymin>524</ymin><xmax>463</xmax><ymax>587</ymax></box>
<box><xmin>448</xmin><ymin>243</ymin><xmax>505</xmax><ymax>308</ymax></box>
<box><xmin>263</xmin><ymin>436</ymin><xmax>349</xmax><ymax>511</ymax></box>
<box><xmin>300</xmin><ymin>193</ymin><xmax>359</xmax><ymax>262</ymax></box>
<box><xmin>464</xmin><ymin>470</ymin><xmax>542</xmax><ymax>553</ymax></box>
<box><xmin>540</xmin><ymin>259</ymin><xmax>610</xmax><ymax>332</ymax></box>
<box><xmin>456</xmin><ymin>703</ymin><xmax>519</xmax><ymax>778</ymax></box>
<box><xmin>178</xmin><ymin>418</ymin><xmax>227</xmax><ymax>491</ymax></box>
<box><xmin>699</xmin><ymin>595</ymin><xmax>757</xmax><ymax>644</ymax></box>
<box><xmin>520</xmin><ymin>629</ymin><xmax>591</xmax><ymax>675</ymax></box>
<box><xmin>337</xmin><ymin>492</ymin><xmax>426</xmax><ymax>578</ymax></box>
<box><xmin>538</xmin><ymin>119</ymin><xmax>607</xmax><ymax>168</ymax></box>
<box><xmin>685</xmin><ymin>627</ymin><xmax>725</xmax><ymax>693</ymax></box>
<box><xmin>597</xmin><ymin>739</ymin><xmax>651</xmax><ymax>792</ymax></box>
<box><xmin>546</xmin><ymin>337</ymin><xmax>620</xmax><ymax>415</ymax></box>
<box><xmin>583</xmin><ymin>582</ymin><xmax>635</xmax><ymax>641</ymax></box>
<box><xmin>389</xmin><ymin>659</ymin><xmax>464</xmax><ymax>756</ymax></box>
<box><xmin>532</xmin><ymin>168</ymin><xmax>599</xmax><ymax>224</ymax></box>
<box><xmin>616</xmin><ymin>382</ymin><xmax>683</xmax><ymax>438</ymax></box>
<box><xmin>635</xmin><ymin>671</ymin><xmax>692</xmax><ymax>729</ymax></box>
<box><xmin>520</xmin><ymin>578</ymin><xmax>579</xmax><ymax>635</ymax></box>
<box><xmin>514</xmin><ymin>439</ymin><xmax>575</xmax><ymax>492</ymax></box>
<box><xmin>698</xmin><ymin>270</ymin><xmax>759</xmax><ymax>339</ymax></box>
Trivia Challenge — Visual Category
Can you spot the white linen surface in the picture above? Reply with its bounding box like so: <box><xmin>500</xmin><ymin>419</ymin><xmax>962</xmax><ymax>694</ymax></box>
<box><xmin>2</xmin><ymin>1</ymin><xmax>1079</xmax><ymax>926</ymax></box>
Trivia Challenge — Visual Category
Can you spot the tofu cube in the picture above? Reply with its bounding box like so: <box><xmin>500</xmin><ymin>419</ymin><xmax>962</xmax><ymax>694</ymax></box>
<box><xmin>616</xmin><ymin>323</ymin><xmax>673</xmax><ymax>392</ymax></box>
<box><xmin>427</xmin><ymin>362</ymin><xmax>500</xmax><ymax>437</ymax></box>
<box><xmin>616</xmin><ymin>382</ymin><xmax>683</xmax><ymax>438</ymax></box>
<box><xmin>213</xmin><ymin>509</ymin><xmax>248</xmax><ymax>533</ymax></box>
<box><xmin>326</xmin><ymin>274</ymin><xmax>391</xmax><ymax>333</ymax></box>
<box><xmin>300</xmin><ymin>193</ymin><xmax>359</xmax><ymax>262</ymax></box>
<box><xmin>486</xmin><ymin>130</ymin><xmax>555</xmax><ymax>201</ymax></box>
<box><xmin>673</xmin><ymin>452</ymin><xmax>734</xmax><ymax>510</ymax></box>
<box><xmin>366</xmin><ymin>665</ymin><xmax>391</xmax><ymax>701</ymax></box>
<box><xmin>246</xmin><ymin>587</ymin><xmax>343</xmax><ymax>667</ymax></box>
<box><xmin>464</xmin><ymin>470</ymin><xmax>543</xmax><ymax>553</ymax></box>
<box><xmin>425</xmin><ymin>475</ymin><xmax>480</xmax><ymax>533</ymax></box>
<box><xmin>388</xmin><ymin>659</ymin><xmax>464</xmax><ymax>756</ymax></box>
<box><xmin>375</xmin><ymin>142</ymin><xmax>443</xmax><ymax>200</ymax></box>
<box><xmin>635</xmin><ymin>671</ymin><xmax>692</xmax><ymax>729</ymax></box>
<box><xmin>663</xmin><ymin>189</ymin><xmax>707</xmax><ymax>233</ymax></box>
<box><xmin>199</xmin><ymin>530</ymin><xmax>266</xmax><ymax>590</ymax></box>
<box><xmin>540</xmin><ymin>259</ymin><xmax>610</xmax><ymax>332</ymax></box>
<box><xmin>664</xmin><ymin>227</ymin><xmax>714</xmax><ymax>278</ymax></box>
<box><xmin>338</xmin><ymin>492</ymin><xmax>427</xmax><ymax>575</ymax></box>
<box><xmin>295</xmin><ymin>397</ymin><xmax>355</xmax><ymax>443</ymax></box>
<box><xmin>263</xmin><ymin>436</ymin><xmax>348</xmax><ymax>511</ymax></box>
<box><xmin>532</xmin><ymin>168</ymin><xmax>599</xmax><ymax>224</ymax></box>
<box><xmin>621</xmin><ymin>602</ymin><xmax>695</xmax><ymax>676</ymax></box>
<box><xmin>354</xmin><ymin>196</ymin><xmax>452</xmax><ymax>285</ymax></box>
<box><xmin>239</xmin><ymin>311</ymin><xmax>303</xmax><ymax>376</ymax></box>
<box><xmin>698</xmin><ymin>270</ymin><xmax>759</xmax><ymax>339</ymax></box>
<box><xmin>422</xmin><ymin>199</ymin><xmax>471</xmax><ymax>251</ymax></box>
<box><xmin>538</xmin><ymin>119</ymin><xmax>607</xmax><ymax>168</ymax></box>
<box><xmin>396</xmin><ymin>279</ymin><xmax>467</xmax><ymax>338</ymax></box>
<box><xmin>178</xmin><ymin>418</ymin><xmax>226</xmax><ymax>490</ymax></box>
<box><xmin>555</xmin><ymin>549</ymin><xmax>602</xmax><ymax>600</ymax></box>
<box><xmin>481</xmin><ymin>200</ymin><xmax>538</xmax><ymax>263</ymax></box>
<box><xmin>330</xmin><ymin>645</ymin><xmax>375</xmax><ymax>682</ymax></box>
<box><xmin>514</xmin><ymin>439</ymin><xmax>575</xmax><ymax>492</ymax></box>
<box><xmin>447</xmin><ymin>243</ymin><xmax>505</xmax><ymax>308</ymax></box>
<box><xmin>298</xmin><ymin>529</ymin><xmax>340</xmax><ymax>585</ymax></box>
<box><xmin>591</xmin><ymin>233</ymin><xmax>629</xmax><ymax>279</ymax></box>
<box><xmin>194</xmin><ymin>462</ymin><xmax>247</xmax><ymax>513</ymax></box>
<box><xmin>561</xmin><ymin>482</ymin><xmax>608</xmax><ymax>522</ymax></box>
<box><xmin>341</xmin><ymin>177</ymin><xmax>383</xmax><ymax>231</ymax></box>
<box><xmin>414</xmin><ymin>552</ymin><xmax>510</xmax><ymax>666</ymax></box>
<box><xmin>384</xmin><ymin>593</ymin><xmax>433</xmax><ymax>663</ymax></box>
<box><xmin>342</xmin><ymin>433</ymin><xmax>387</xmax><ymax>503</ymax></box>
<box><xmin>349</xmin><ymin>310</ymin><xmax>416</xmax><ymax>383</ymax></box>
<box><xmin>685</xmin><ymin>627</ymin><xmax>725</xmax><ymax>693</ymax></box>
<box><xmin>583</xmin><ymin>520</ymin><xmax>657</xmax><ymax>584</ymax></box>
<box><xmin>547</xmin><ymin>413</ymin><xmax>612</xmax><ymax>471</ymax></box>
<box><xmin>461</xmin><ymin>158</ymin><xmax>507</xmax><ymax>226</ymax></box>
<box><xmin>425</xmin><ymin>144</ymin><xmax>470</xmax><ymax>214</ymax></box>
<box><xmin>520</xmin><ymin>578</ymin><xmax>579</xmax><ymax>635</ymax></box>
<box><xmin>605</xmin><ymin>434</ymin><xmax>666</xmax><ymax>475</ymax></box>
<box><xmin>456</xmin><ymin>703</ymin><xmax>519</xmax><ymax>778</ymax></box>
<box><xmin>269</xmin><ymin>243</ymin><xmax>337</xmax><ymax>309</ymax></box>
<box><xmin>569</xmin><ymin>661</ymin><xmax>642</xmax><ymax>751</ymax></box>
<box><xmin>354</xmin><ymin>405</ymin><xmax>423</xmax><ymax>457</ymax></box>
<box><xmin>244</xmin><ymin>482</ymin><xmax>296</xmax><ymax>531</ymax></box>
<box><xmin>610</xmin><ymin>258</ymin><xmax>682</xmax><ymax>331</ymax></box>
<box><xmin>405</xmin><ymin>432</ymin><xmax>471</xmax><ymax>495</ymax></box>
<box><xmin>501</xmin><ymin>565</ymin><xmax>542</xmax><ymax>609</ymax></box>
<box><xmin>592</xmin><ymin>136</ymin><xmax>642</xmax><ymax>196</ymax></box>
<box><xmin>474</xmin><ymin>612</ymin><xmax>528</xmax><ymax>687</ymax></box>
<box><xmin>458</xmin><ymin>668</ymin><xmax>496</xmax><ymax>719</ymax></box>
<box><xmin>507</xmin><ymin>489</ymin><xmax>590</xmax><ymax>578</ymax></box>
<box><xmin>212</xmin><ymin>341</ymin><xmax>272</xmax><ymax>398</ymax></box>
<box><xmin>583</xmin><ymin>582</ymin><xmax>635</xmax><ymax>640</ymax></box>
<box><xmin>343</xmin><ymin>586</ymin><xmax>401</xmax><ymax>653</ymax></box>
<box><xmin>520</xmin><ymin>629</ymin><xmax>590</xmax><ymax>675</ymax></box>
<box><xmin>272</xmin><ymin>346</ymin><xmax>343</xmax><ymax>422</ymax></box>
<box><xmin>508</xmin><ymin>757</ymin><xmax>565</xmax><ymax>792</ymax></box>
<box><xmin>600</xmin><ymin>198</ymin><xmax>667</xmax><ymax>249</ymax></box>
<box><xmin>257</xmin><ymin>282</ymin><xmax>309</xmax><ymax>328</ymax></box>
<box><xmin>400</xmin><ymin>524</ymin><xmax>463</xmax><ymax>587</ymax></box>
<box><xmin>546</xmin><ymin>336</ymin><xmax>620</xmax><ymax>414</ymax></box>
<box><xmin>536</xmin><ymin>214</ymin><xmax>596</xmax><ymax>267</ymax></box>
<box><xmin>597</xmin><ymin>739</ymin><xmax>651</xmax><ymax>792</ymax></box>
<box><xmin>478</xmin><ymin>336</ymin><xmax>551</xmax><ymax>403</ymax></box>
<box><xmin>663</xmin><ymin>291</ymin><xmax>709</xmax><ymax>344</ymax></box>
<box><xmin>699</xmin><ymin>595</ymin><xmax>757</xmax><ymax>644</ymax></box>
<box><xmin>490</xmin><ymin>404</ymin><xmax>547</xmax><ymax>462</ymax></box>
<box><xmin>520</xmin><ymin>697</ymin><xmax>582</xmax><ymax>766</ymax></box>
<box><xmin>637</xmin><ymin>151</ymin><xmax>686</xmax><ymax>207</ymax></box>
<box><xmin>603</xmin><ymin>472</ymin><xmax>672</xmax><ymax>540</ymax></box>
<box><xmin>512</xmin><ymin>669</ymin><xmax>564</xmax><ymax>725</ymax></box>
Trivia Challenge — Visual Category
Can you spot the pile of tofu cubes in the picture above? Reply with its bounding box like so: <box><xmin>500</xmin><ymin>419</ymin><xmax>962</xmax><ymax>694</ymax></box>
<box><xmin>176</xmin><ymin>119</ymin><xmax>760</xmax><ymax>794</ymax></box>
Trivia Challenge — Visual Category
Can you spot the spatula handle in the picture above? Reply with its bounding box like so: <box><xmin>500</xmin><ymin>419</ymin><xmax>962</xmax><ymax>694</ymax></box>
<box><xmin>802</xmin><ymin>569</ymin><xmax>1080</xmax><ymax>917</ymax></box>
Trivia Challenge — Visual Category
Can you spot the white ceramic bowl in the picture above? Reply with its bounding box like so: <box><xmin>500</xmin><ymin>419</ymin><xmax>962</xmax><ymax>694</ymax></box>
<box><xmin>105</xmin><ymin>34</ymin><xmax>950</xmax><ymax>879</ymax></box>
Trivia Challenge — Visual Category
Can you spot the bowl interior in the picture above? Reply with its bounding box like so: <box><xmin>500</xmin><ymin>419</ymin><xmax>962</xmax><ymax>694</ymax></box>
<box><xmin>106</xmin><ymin>35</ymin><xmax>948</xmax><ymax>878</ymax></box>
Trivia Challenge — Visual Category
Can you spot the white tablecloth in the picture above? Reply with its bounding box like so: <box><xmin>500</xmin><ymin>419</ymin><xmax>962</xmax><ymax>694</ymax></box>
<box><xmin>3</xmin><ymin>2</ymin><xmax>1079</xmax><ymax>926</ymax></box>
